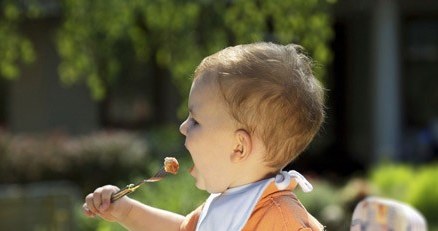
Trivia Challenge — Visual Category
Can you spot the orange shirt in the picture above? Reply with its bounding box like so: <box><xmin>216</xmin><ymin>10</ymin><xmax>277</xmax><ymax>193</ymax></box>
<box><xmin>180</xmin><ymin>181</ymin><xmax>324</xmax><ymax>231</ymax></box>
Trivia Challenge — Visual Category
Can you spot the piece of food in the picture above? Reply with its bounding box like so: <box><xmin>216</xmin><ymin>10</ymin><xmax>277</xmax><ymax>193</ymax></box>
<box><xmin>164</xmin><ymin>157</ymin><xmax>179</xmax><ymax>174</ymax></box>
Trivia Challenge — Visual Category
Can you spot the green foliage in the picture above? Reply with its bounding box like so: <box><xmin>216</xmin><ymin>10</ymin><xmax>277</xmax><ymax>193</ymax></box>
<box><xmin>0</xmin><ymin>1</ymin><xmax>36</xmax><ymax>79</ymax></box>
<box><xmin>369</xmin><ymin>162</ymin><xmax>438</xmax><ymax>226</ymax></box>
<box><xmin>369</xmin><ymin>163</ymin><xmax>415</xmax><ymax>201</ymax></box>
<box><xmin>144</xmin><ymin>124</ymin><xmax>185</xmax><ymax>160</ymax></box>
<box><xmin>407</xmin><ymin>166</ymin><xmax>438</xmax><ymax>223</ymax></box>
<box><xmin>1</xmin><ymin>0</ymin><xmax>335</xmax><ymax>104</ymax></box>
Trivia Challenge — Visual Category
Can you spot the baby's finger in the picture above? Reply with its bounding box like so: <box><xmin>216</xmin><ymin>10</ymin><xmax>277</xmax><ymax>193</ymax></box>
<box><xmin>85</xmin><ymin>193</ymin><xmax>99</xmax><ymax>215</ymax></box>
<box><xmin>82</xmin><ymin>203</ymin><xmax>95</xmax><ymax>217</ymax></box>
<box><xmin>92</xmin><ymin>189</ymin><xmax>103</xmax><ymax>213</ymax></box>
<box><xmin>99</xmin><ymin>187</ymin><xmax>114</xmax><ymax>212</ymax></box>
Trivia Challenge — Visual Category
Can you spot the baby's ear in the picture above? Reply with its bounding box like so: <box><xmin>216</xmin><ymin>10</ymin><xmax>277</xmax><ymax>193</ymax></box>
<box><xmin>230</xmin><ymin>129</ymin><xmax>252</xmax><ymax>162</ymax></box>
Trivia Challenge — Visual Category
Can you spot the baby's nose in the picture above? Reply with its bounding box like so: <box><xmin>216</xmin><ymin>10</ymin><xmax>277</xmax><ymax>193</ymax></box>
<box><xmin>179</xmin><ymin>120</ymin><xmax>188</xmax><ymax>136</ymax></box>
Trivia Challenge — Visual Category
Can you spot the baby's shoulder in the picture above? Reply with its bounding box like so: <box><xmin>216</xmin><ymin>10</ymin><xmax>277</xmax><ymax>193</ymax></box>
<box><xmin>254</xmin><ymin>191</ymin><xmax>307</xmax><ymax>219</ymax></box>
<box><xmin>244</xmin><ymin>192</ymin><xmax>324</xmax><ymax>231</ymax></box>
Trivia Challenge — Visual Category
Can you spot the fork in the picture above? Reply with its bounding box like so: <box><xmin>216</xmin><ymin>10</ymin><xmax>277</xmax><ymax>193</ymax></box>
<box><xmin>111</xmin><ymin>167</ymin><xmax>170</xmax><ymax>202</ymax></box>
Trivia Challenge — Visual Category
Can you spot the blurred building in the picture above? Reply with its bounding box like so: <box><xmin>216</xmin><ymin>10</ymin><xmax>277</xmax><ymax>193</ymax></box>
<box><xmin>0</xmin><ymin>0</ymin><xmax>437</xmax><ymax>169</ymax></box>
<box><xmin>328</xmin><ymin>0</ymin><xmax>438</xmax><ymax>168</ymax></box>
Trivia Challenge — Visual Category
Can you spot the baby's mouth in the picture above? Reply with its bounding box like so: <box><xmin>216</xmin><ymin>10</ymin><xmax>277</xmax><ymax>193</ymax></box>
<box><xmin>188</xmin><ymin>163</ymin><xmax>198</xmax><ymax>178</ymax></box>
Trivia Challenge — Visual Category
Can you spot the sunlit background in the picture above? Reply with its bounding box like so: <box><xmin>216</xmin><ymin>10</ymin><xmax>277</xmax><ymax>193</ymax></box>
<box><xmin>0</xmin><ymin>0</ymin><xmax>437</xmax><ymax>230</ymax></box>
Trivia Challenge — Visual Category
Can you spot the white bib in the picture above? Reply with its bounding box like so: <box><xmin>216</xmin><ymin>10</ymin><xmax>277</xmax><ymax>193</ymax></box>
<box><xmin>195</xmin><ymin>170</ymin><xmax>313</xmax><ymax>231</ymax></box>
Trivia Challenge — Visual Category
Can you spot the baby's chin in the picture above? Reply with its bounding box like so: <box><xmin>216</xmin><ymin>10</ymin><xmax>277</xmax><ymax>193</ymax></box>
<box><xmin>198</xmin><ymin>181</ymin><xmax>228</xmax><ymax>194</ymax></box>
<box><xmin>189</xmin><ymin>165</ymin><xmax>202</xmax><ymax>186</ymax></box>
<box><xmin>189</xmin><ymin>165</ymin><xmax>228</xmax><ymax>193</ymax></box>
<box><xmin>205</xmin><ymin>187</ymin><xmax>227</xmax><ymax>194</ymax></box>
<box><xmin>188</xmin><ymin>164</ymin><xmax>196</xmax><ymax>178</ymax></box>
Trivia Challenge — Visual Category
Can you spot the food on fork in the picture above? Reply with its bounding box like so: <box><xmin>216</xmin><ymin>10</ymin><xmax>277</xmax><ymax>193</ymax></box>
<box><xmin>110</xmin><ymin>156</ymin><xmax>179</xmax><ymax>202</ymax></box>
<box><xmin>164</xmin><ymin>157</ymin><xmax>179</xmax><ymax>174</ymax></box>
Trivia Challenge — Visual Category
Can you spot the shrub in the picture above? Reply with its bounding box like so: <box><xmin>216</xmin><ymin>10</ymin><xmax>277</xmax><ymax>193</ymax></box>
<box><xmin>369</xmin><ymin>162</ymin><xmax>438</xmax><ymax>227</ymax></box>
<box><xmin>405</xmin><ymin>165</ymin><xmax>438</xmax><ymax>225</ymax></box>
<box><xmin>369</xmin><ymin>163</ymin><xmax>415</xmax><ymax>201</ymax></box>
<box><xmin>0</xmin><ymin>130</ymin><xmax>149</xmax><ymax>193</ymax></box>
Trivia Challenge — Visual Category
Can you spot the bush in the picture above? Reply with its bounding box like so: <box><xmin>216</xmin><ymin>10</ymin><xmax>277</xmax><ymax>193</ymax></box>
<box><xmin>369</xmin><ymin>163</ymin><xmax>415</xmax><ymax>201</ymax></box>
<box><xmin>407</xmin><ymin>166</ymin><xmax>438</xmax><ymax>224</ymax></box>
<box><xmin>369</xmin><ymin>162</ymin><xmax>438</xmax><ymax>227</ymax></box>
<box><xmin>0</xmin><ymin>127</ymin><xmax>195</xmax><ymax>231</ymax></box>
<box><xmin>0</xmin><ymin>130</ymin><xmax>149</xmax><ymax>193</ymax></box>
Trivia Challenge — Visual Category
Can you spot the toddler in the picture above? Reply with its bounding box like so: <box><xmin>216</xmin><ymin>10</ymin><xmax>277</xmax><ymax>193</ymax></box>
<box><xmin>84</xmin><ymin>42</ymin><xmax>325</xmax><ymax>231</ymax></box>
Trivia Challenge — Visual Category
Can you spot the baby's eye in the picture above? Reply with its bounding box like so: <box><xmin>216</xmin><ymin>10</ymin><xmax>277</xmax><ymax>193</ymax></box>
<box><xmin>190</xmin><ymin>118</ymin><xmax>199</xmax><ymax>126</ymax></box>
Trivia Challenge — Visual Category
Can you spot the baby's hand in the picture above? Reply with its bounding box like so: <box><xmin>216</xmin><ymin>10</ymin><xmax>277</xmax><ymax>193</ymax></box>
<box><xmin>83</xmin><ymin>185</ymin><xmax>132</xmax><ymax>222</ymax></box>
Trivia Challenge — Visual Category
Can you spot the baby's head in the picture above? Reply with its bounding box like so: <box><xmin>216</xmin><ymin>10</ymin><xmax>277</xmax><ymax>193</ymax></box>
<box><xmin>194</xmin><ymin>42</ymin><xmax>325</xmax><ymax>170</ymax></box>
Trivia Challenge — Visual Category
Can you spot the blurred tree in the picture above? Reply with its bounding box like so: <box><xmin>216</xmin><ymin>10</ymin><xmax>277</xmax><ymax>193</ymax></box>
<box><xmin>0</xmin><ymin>0</ymin><xmax>334</xmax><ymax>112</ymax></box>
<box><xmin>0</xmin><ymin>1</ymin><xmax>36</xmax><ymax>79</ymax></box>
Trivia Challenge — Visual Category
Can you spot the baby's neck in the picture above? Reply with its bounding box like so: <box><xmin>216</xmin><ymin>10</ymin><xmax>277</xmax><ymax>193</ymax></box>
<box><xmin>227</xmin><ymin>164</ymin><xmax>277</xmax><ymax>189</ymax></box>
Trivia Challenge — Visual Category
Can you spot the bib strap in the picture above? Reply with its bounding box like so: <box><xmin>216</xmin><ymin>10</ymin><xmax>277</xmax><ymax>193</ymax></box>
<box><xmin>275</xmin><ymin>170</ymin><xmax>313</xmax><ymax>192</ymax></box>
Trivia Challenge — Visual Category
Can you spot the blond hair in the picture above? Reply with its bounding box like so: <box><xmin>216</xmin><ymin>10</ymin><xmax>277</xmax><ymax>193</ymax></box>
<box><xmin>194</xmin><ymin>42</ymin><xmax>325</xmax><ymax>169</ymax></box>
